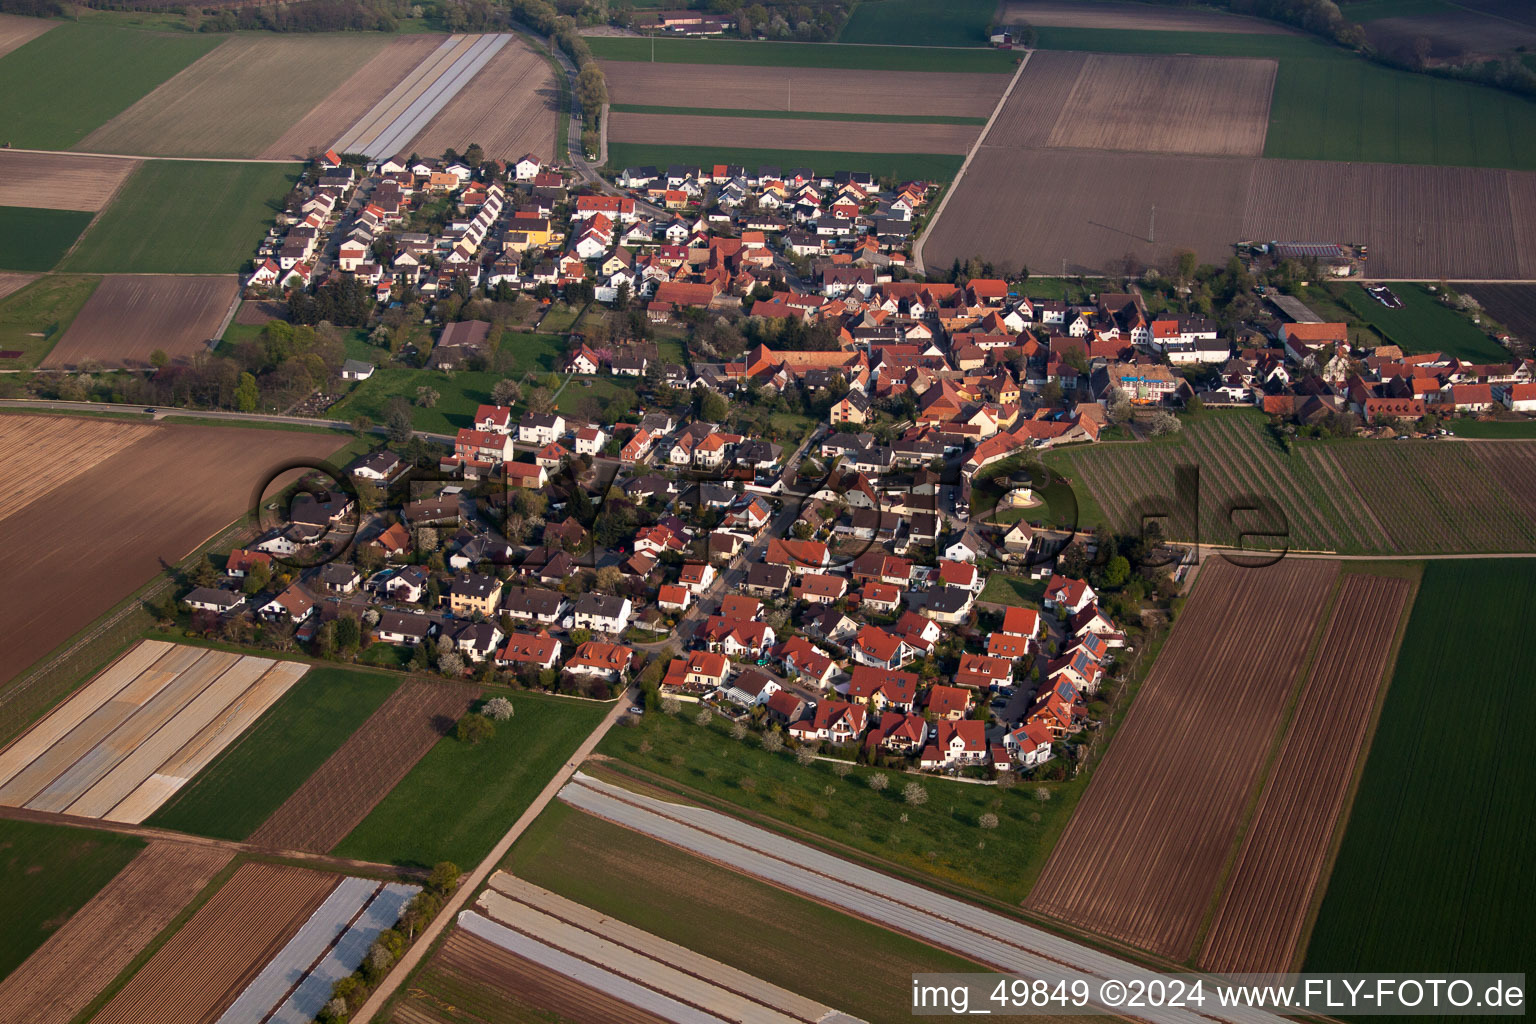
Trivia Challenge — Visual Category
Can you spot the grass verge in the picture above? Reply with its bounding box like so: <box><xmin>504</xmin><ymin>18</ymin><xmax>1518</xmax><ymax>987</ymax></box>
<box><xmin>0</xmin><ymin>274</ymin><xmax>101</xmax><ymax>369</ymax></box>
<box><xmin>589</xmin><ymin>34</ymin><xmax>1017</xmax><ymax>72</ymax></box>
<box><xmin>606</xmin><ymin>141</ymin><xmax>963</xmax><ymax>181</ymax></box>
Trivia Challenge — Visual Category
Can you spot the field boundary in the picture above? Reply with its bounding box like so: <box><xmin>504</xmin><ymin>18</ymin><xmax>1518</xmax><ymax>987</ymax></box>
<box><xmin>912</xmin><ymin>47</ymin><xmax>1031</xmax><ymax>274</ymax></box>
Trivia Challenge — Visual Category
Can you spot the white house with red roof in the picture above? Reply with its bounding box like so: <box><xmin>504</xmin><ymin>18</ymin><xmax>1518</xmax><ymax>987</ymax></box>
<box><xmin>842</xmin><ymin>666</ymin><xmax>918</xmax><ymax>712</ymax></box>
<box><xmin>1044</xmin><ymin>574</ymin><xmax>1097</xmax><ymax>616</ymax></box>
<box><xmin>919</xmin><ymin>719</ymin><xmax>987</xmax><ymax>769</ymax></box>
<box><xmin>850</xmin><ymin>625</ymin><xmax>916</xmax><ymax>670</ymax></box>
<box><xmin>1005</xmin><ymin>721</ymin><xmax>1056</xmax><ymax>769</ymax></box>
<box><xmin>788</xmin><ymin>700</ymin><xmax>868</xmax><ymax>744</ymax></box>
<box><xmin>474</xmin><ymin>404</ymin><xmax>514</xmax><ymax>434</ymax></box>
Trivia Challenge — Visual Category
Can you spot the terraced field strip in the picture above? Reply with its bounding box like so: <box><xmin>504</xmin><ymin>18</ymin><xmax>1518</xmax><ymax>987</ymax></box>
<box><xmin>560</xmin><ymin>774</ymin><xmax>1289</xmax><ymax>1024</ymax></box>
<box><xmin>218</xmin><ymin>876</ymin><xmax>382</xmax><ymax>1024</ymax></box>
<box><xmin>248</xmin><ymin>679</ymin><xmax>477</xmax><ymax>853</ymax></box>
<box><xmin>478</xmin><ymin>877</ymin><xmax>828</xmax><ymax>1023</ymax></box>
<box><xmin>1296</xmin><ymin>445</ymin><xmax>1394</xmax><ymax>551</ymax></box>
<box><xmin>331</xmin><ymin>35</ymin><xmax>474</xmax><ymax>154</ymax></box>
<box><xmin>1468</xmin><ymin>441</ymin><xmax>1536</xmax><ymax>526</ymax></box>
<box><xmin>0</xmin><ymin>414</ymin><xmax>155</xmax><ymax>523</ymax></box>
<box><xmin>109</xmin><ymin>659</ymin><xmax>310</xmax><ymax>824</ymax></box>
<box><xmin>93</xmin><ymin>861</ymin><xmax>340</xmax><ymax>1024</ymax></box>
<box><xmin>1027</xmin><ymin>558</ymin><xmax>1340</xmax><ymax>960</ymax></box>
<box><xmin>270</xmin><ymin>883</ymin><xmax>420</xmax><ymax>1024</ymax></box>
<box><xmin>0</xmin><ymin>642</ymin><xmax>306</xmax><ymax>821</ymax></box>
<box><xmin>0</xmin><ymin>840</ymin><xmax>232</xmax><ymax>1024</ymax></box>
<box><xmin>1199</xmin><ymin>572</ymin><xmax>1412</xmax><ymax>973</ymax></box>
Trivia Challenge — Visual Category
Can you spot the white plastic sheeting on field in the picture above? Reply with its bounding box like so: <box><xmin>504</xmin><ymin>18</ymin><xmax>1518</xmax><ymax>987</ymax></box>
<box><xmin>268</xmin><ymin>883</ymin><xmax>419</xmax><ymax>1024</ymax></box>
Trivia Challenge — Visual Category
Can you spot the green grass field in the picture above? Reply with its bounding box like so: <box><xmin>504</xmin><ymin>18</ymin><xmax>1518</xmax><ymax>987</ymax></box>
<box><xmin>609</xmin><ymin>102</ymin><xmax>986</xmax><ymax>125</ymax></box>
<box><xmin>1443</xmin><ymin>419</ymin><xmax>1536</xmax><ymax>437</ymax></box>
<box><xmin>60</xmin><ymin>160</ymin><xmax>301</xmax><ymax>274</ymax></box>
<box><xmin>503</xmin><ymin>801</ymin><xmax>981</xmax><ymax>1024</ymax></box>
<box><xmin>1304</xmin><ymin>560</ymin><xmax>1536</xmax><ymax>974</ymax></box>
<box><xmin>838</xmin><ymin>0</ymin><xmax>995</xmax><ymax>46</ymax></box>
<box><xmin>1333</xmin><ymin>283</ymin><xmax>1508</xmax><ymax>361</ymax></box>
<box><xmin>606</xmin><ymin>142</ymin><xmax>963</xmax><ymax>182</ymax></box>
<box><xmin>0</xmin><ymin>818</ymin><xmax>144</xmax><ymax>979</ymax></box>
<box><xmin>589</xmin><ymin>35</ymin><xmax>1016</xmax><ymax>72</ymax></box>
<box><xmin>0</xmin><ymin>274</ymin><xmax>101</xmax><ymax>369</ymax></box>
<box><xmin>0</xmin><ymin>207</ymin><xmax>95</xmax><ymax>272</ymax></box>
<box><xmin>598</xmin><ymin>709</ymin><xmax>1081</xmax><ymax>906</ymax></box>
<box><xmin>332</xmin><ymin>691</ymin><xmax>609</xmax><ymax>868</ymax></box>
<box><xmin>1030</xmin><ymin>27</ymin><xmax>1536</xmax><ymax>170</ymax></box>
<box><xmin>145</xmin><ymin>666</ymin><xmax>401</xmax><ymax>840</ymax></box>
<box><xmin>979</xmin><ymin>572</ymin><xmax>1046</xmax><ymax>607</ymax></box>
<box><xmin>0</xmin><ymin>23</ymin><xmax>219</xmax><ymax>149</ymax></box>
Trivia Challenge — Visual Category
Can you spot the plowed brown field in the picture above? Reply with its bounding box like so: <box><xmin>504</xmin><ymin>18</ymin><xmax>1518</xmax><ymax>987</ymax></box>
<box><xmin>0</xmin><ymin>13</ymin><xmax>53</xmax><ymax>59</ymax></box>
<box><xmin>0</xmin><ymin>272</ymin><xmax>38</xmax><ymax>302</ymax></box>
<box><xmin>248</xmin><ymin>679</ymin><xmax>477</xmax><ymax>853</ymax></box>
<box><xmin>396</xmin><ymin>930</ymin><xmax>675</xmax><ymax>1024</ymax></box>
<box><xmin>1199</xmin><ymin>572</ymin><xmax>1412</xmax><ymax>974</ymax></box>
<box><xmin>999</xmin><ymin>0</ymin><xmax>1289</xmax><ymax>33</ymax></box>
<box><xmin>0</xmin><ymin>415</ymin><xmax>340</xmax><ymax>701</ymax></box>
<box><xmin>599</xmin><ymin>61</ymin><xmax>1007</xmax><ymax>119</ymax></box>
<box><xmin>0</xmin><ymin>840</ymin><xmax>232</xmax><ymax>1024</ymax></box>
<box><xmin>92</xmin><ymin>861</ymin><xmax>337</xmax><ymax>1024</ymax></box>
<box><xmin>0</xmin><ymin>151</ymin><xmax>136</xmax><ymax>211</ymax></box>
<box><xmin>0</xmin><ymin>414</ymin><xmax>155</xmax><ymax>522</ymax></box>
<box><xmin>261</xmin><ymin>33</ymin><xmax>448</xmax><ymax>160</ymax></box>
<box><xmin>40</xmin><ymin>274</ymin><xmax>238</xmax><ymax>369</ymax></box>
<box><xmin>609</xmin><ymin>110</ymin><xmax>978</xmax><ymax>155</ymax></box>
<box><xmin>404</xmin><ymin>36</ymin><xmax>559</xmax><ymax>163</ymax></box>
<box><xmin>1045</xmin><ymin>54</ymin><xmax>1275</xmax><ymax>157</ymax></box>
<box><xmin>1026</xmin><ymin>557</ymin><xmax>1340</xmax><ymax>960</ymax></box>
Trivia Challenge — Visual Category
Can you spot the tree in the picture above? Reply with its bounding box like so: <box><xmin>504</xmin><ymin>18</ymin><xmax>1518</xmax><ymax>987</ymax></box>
<box><xmin>428</xmin><ymin>860</ymin><xmax>462</xmax><ymax>894</ymax></box>
<box><xmin>575</xmin><ymin>64</ymin><xmax>608</xmax><ymax>121</ymax></box>
<box><xmin>491</xmin><ymin>378</ymin><xmax>523</xmax><ymax>406</ymax></box>
<box><xmin>527</xmin><ymin>387</ymin><xmax>555</xmax><ymax>415</ymax></box>
<box><xmin>593</xmin><ymin>566</ymin><xmax>622</xmax><ymax>592</ymax></box>
<box><xmin>1102</xmin><ymin>555</ymin><xmax>1131</xmax><ymax>588</ymax></box>
<box><xmin>1038</xmin><ymin>380</ymin><xmax>1063</xmax><ymax>408</ymax></box>
<box><xmin>695</xmin><ymin>706</ymin><xmax>713</xmax><ymax>727</ymax></box>
<box><xmin>437</xmin><ymin>650</ymin><xmax>465</xmax><ymax>676</ymax></box>
<box><xmin>483</xmin><ymin>696</ymin><xmax>515</xmax><ymax>720</ymax></box>
<box><xmin>241</xmin><ymin>560</ymin><xmax>271</xmax><ymax>596</ymax></box>
<box><xmin>415</xmin><ymin>385</ymin><xmax>440</xmax><ymax>408</ymax></box>
<box><xmin>334</xmin><ymin>614</ymin><xmax>361</xmax><ymax>652</ymax></box>
<box><xmin>979</xmin><ymin>812</ymin><xmax>1000</xmax><ymax>829</ymax></box>
<box><xmin>455</xmin><ymin>712</ymin><xmax>495</xmax><ymax>745</ymax></box>
<box><xmin>150</xmin><ymin>348</ymin><xmax>169</xmax><ymax>370</ymax></box>
<box><xmin>233</xmin><ymin>371</ymin><xmax>259</xmax><ymax>412</ymax></box>
<box><xmin>384</xmin><ymin>395</ymin><xmax>414</xmax><ymax>443</ymax></box>
<box><xmin>795</xmin><ymin>745</ymin><xmax>816</xmax><ymax>766</ymax></box>
<box><xmin>464</xmin><ymin>143</ymin><xmax>484</xmax><ymax>167</ymax></box>
<box><xmin>903</xmin><ymin>781</ymin><xmax>928</xmax><ymax>806</ymax></box>
<box><xmin>697</xmin><ymin>389</ymin><xmax>730</xmax><ymax>423</ymax></box>
<box><xmin>1148</xmin><ymin>410</ymin><xmax>1182</xmax><ymax>436</ymax></box>
<box><xmin>868</xmin><ymin>772</ymin><xmax>889</xmax><ymax>792</ymax></box>
<box><xmin>761</xmin><ymin>731</ymin><xmax>784</xmax><ymax>752</ymax></box>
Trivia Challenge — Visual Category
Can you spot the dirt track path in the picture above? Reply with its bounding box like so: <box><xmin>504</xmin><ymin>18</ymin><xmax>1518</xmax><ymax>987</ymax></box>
<box><xmin>350</xmin><ymin>689</ymin><xmax>633</xmax><ymax>1024</ymax></box>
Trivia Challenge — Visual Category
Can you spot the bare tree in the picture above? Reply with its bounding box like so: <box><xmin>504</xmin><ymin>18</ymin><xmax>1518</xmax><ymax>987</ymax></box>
<box><xmin>868</xmin><ymin>772</ymin><xmax>890</xmax><ymax>792</ymax></box>
<box><xmin>904</xmin><ymin>782</ymin><xmax>929</xmax><ymax>806</ymax></box>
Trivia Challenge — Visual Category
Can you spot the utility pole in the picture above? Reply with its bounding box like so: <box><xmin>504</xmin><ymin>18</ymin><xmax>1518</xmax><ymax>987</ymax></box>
<box><xmin>1149</xmin><ymin>204</ymin><xmax>1155</xmax><ymax>244</ymax></box>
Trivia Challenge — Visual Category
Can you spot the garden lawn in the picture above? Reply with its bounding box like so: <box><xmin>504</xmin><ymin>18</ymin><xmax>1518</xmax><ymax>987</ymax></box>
<box><xmin>1030</xmin><ymin>28</ymin><xmax>1536</xmax><ymax>169</ymax></box>
<box><xmin>0</xmin><ymin>208</ymin><xmax>94</xmax><ymax>272</ymax></box>
<box><xmin>0</xmin><ymin>818</ymin><xmax>144</xmax><ymax>979</ymax></box>
<box><xmin>0</xmin><ymin>22</ymin><xmax>219</xmax><ymax>149</ymax></box>
<box><xmin>330</xmin><ymin>368</ymin><xmax>503</xmax><ymax>434</ymax></box>
<box><xmin>1332</xmin><ymin>282</ymin><xmax>1508</xmax><ymax>361</ymax></box>
<box><xmin>980</xmin><ymin>572</ymin><xmax>1046</xmax><ymax>608</ymax></box>
<box><xmin>609</xmin><ymin>103</ymin><xmax>985</xmax><ymax>125</ymax></box>
<box><xmin>1304</xmin><ymin>560</ymin><xmax>1536</xmax><ymax>974</ymax></box>
<box><xmin>839</xmin><ymin>0</ymin><xmax>995</xmax><ymax>46</ymax></box>
<box><xmin>597</xmin><ymin>709</ymin><xmax>1081</xmax><ymax>907</ymax></box>
<box><xmin>60</xmin><ymin>160</ymin><xmax>301</xmax><ymax>274</ymax></box>
<box><xmin>606</xmin><ymin>142</ymin><xmax>962</xmax><ymax>182</ymax></box>
<box><xmin>145</xmin><ymin>666</ymin><xmax>401</xmax><ymax>841</ymax></box>
<box><xmin>0</xmin><ymin>274</ymin><xmax>100</xmax><ymax>369</ymax></box>
<box><xmin>331</xmin><ymin>691</ymin><xmax>609</xmax><ymax>868</ymax></box>
<box><xmin>504</xmin><ymin>801</ymin><xmax>982</xmax><ymax>1024</ymax></box>
<box><xmin>1445</xmin><ymin>419</ymin><xmax>1536</xmax><ymax>438</ymax></box>
<box><xmin>588</xmin><ymin>35</ymin><xmax>1016</xmax><ymax>72</ymax></box>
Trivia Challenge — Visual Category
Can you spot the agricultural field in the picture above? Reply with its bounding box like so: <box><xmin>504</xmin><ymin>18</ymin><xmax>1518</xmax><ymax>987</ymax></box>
<box><xmin>597</xmin><ymin>703</ymin><xmax>1081</xmax><ymax>907</ymax></box>
<box><xmin>587</xmin><ymin>35</ymin><xmax>1019</xmax><ymax>73</ymax></box>
<box><xmin>0</xmin><ymin>22</ymin><xmax>219</xmax><ymax>150</ymax></box>
<box><xmin>837</xmin><ymin>0</ymin><xmax>995</xmax><ymax>46</ymax></box>
<box><xmin>0</xmin><ymin>12</ymin><xmax>53</xmax><ymax>59</ymax></box>
<box><xmin>991</xmin><ymin>51</ymin><xmax>1277</xmax><ymax>157</ymax></box>
<box><xmin>1356</xmin><ymin>1</ymin><xmax>1536</xmax><ymax>64</ymax></box>
<box><xmin>248</xmin><ymin>679</ymin><xmax>478</xmax><ymax>854</ymax></box>
<box><xmin>0</xmin><ymin>207</ymin><xmax>93</xmax><ymax>273</ymax></box>
<box><xmin>1044</xmin><ymin>411</ymin><xmax>1536</xmax><ymax>554</ymax></box>
<box><xmin>262</xmin><ymin>34</ymin><xmax>447</xmax><ymax>160</ymax></box>
<box><xmin>78</xmin><ymin>34</ymin><xmax>394</xmax><ymax>159</ymax></box>
<box><xmin>0</xmin><ymin>415</ymin><xmax>341</xmax><ymax>699</ymax></box>
<box><xmin>1304</xmin><ymin>561</ymin><xmax>1536</xmax><ymax>975</ymax></box>
<box><xmin>0</xmin><ymin>818</ymin><xmax>144</xmax><ymax>980</ymax></box>
<box><xmin>608</xmin><ymin>110</ymin><xmax>979</xmax><ymax>155</ymax></box>
<box><xmin>1461</xmin><ymin>282</ymin><xmax>1536</xmax><ymax>345</ymax></box>
<box><xmin>1199</xmin><ymin>570</ymin><xmax>1414</xmax><ymax>973</ymax></box>
<box><xmin>331</xmin><ymin>33</ymin><xmax>515</xmax><ymax>160</ymax></box>
<box><xmin>497</xmin><ymin>800</ymin><xmax>983</xmax><ymax>1024</ymax></box>
<box><xmin>0</xmin><ymin>841</ymin><xmax>231</xmax><ymax>1024</ymax></box>
<box><xmin>90</xmin><ymin>861</ymin><xmax>340</xmax><ymax>1024</ymax></box>
<box><xmin>0</xmin><ymin>641</ymin><xmax>309</xmax><ymax>822</ymax></box>
<box><xmin>0</xmin><ymin>151</ymin><xmax>137</xmax><ymax>211</ymax></box>
<box><xmin>40</xmin><ymin>274</ymin><xmax>239</xmax><ymax>370</ymax></box>
<box><xmin>1027</xmin><ymin>557</ymin><xmax>1340</xmax><ymax>959</ymax></box>
<box><xmin>403</xmin><ymin>34</ymin><xmax>560</xmax><ymax>164</ymax></box>
<box><xmin>600</xmin><ymin>61</ymin><xmax>1007</xmax><ymax>119</ymax></box>
<box><xmin>0</xmin><ymin>274</ymin><xmax>100</xmax><ymax>369</ymax></box>
<box><xmin>59</xmin><ymin>160</ymin><xmax>301</xmax><ymax>275</ymax></box>
<box><xmin>332</xmin><ymin>690</ymin><xmax>610</xmax><ymax>869</ymax></box>
<box><xmin>1331</xmin><ymin>281</ymin><xmax>1507</xmax><ymax>361</ymax></box>
<box><xmin>605</xmin><ymin>142</ymin><xmax>963</xmax><ymax>183</ymax></box>
<box><xmin>999</xmin><ymin>0</ymin><xmax>1290</xmax><ymax>33</ymax></box>
<box><xmin>147</xmin><ymin>666</ymin><xmax>401</xmax><ymax>841</ymax></box>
